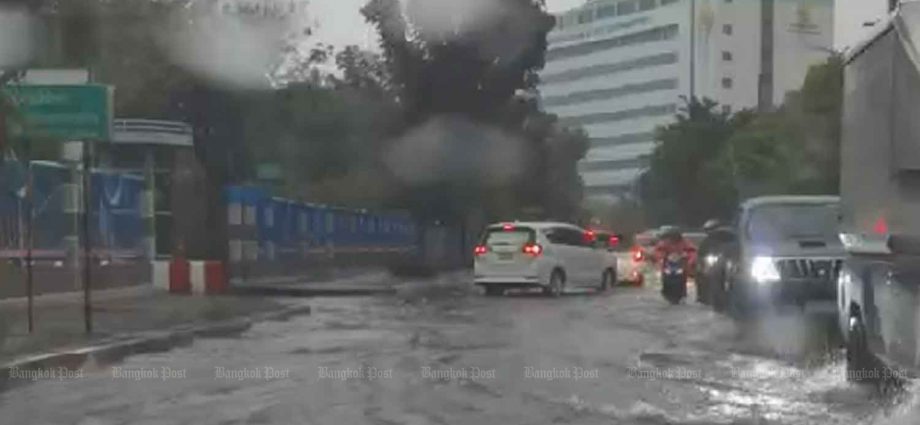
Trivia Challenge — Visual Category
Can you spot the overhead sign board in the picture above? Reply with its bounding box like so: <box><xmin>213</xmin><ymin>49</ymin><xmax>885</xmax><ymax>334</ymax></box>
<box><xmin>21</xmin><ymin>69</ymin><xmax>90</xmax><ymax>85</ymax></box>
<box><xmin>2</xmin><ymin>84</ymin><xmax>113</xmax><ymax>140</ymax></box>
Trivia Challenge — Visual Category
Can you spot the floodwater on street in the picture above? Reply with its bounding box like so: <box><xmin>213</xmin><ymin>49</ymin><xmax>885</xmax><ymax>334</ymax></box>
<box><xmin>1</xmin><ymin>274</ymin><xmax>917</xmax><ymax>425</ymax></box>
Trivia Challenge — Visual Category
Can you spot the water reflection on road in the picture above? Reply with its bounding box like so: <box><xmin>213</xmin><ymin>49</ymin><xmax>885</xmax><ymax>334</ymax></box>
<box><xmin>0</xmin><ymin>275</ymin><xmax>916</xmax><ymax>425</ymax></box>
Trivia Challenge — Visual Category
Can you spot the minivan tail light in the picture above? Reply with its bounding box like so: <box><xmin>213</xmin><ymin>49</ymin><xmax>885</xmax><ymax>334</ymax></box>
<box><xmin>474</xmin><ymin>245</ymin><xmax>488</xmax><ymax>256</ymax></box>
<box><xmin>522</xmin><ymin>243</ymin><xmax>543</xmax><ymax>256</ymax></box>
<box><xmin>632</xmin><ymin>248</ymin><xmax>644</xmax><ymax>262</ymax></box>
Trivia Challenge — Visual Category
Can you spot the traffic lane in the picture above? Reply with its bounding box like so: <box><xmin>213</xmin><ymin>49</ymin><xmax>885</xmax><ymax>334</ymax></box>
<box><xmin>0</xmin><ymin>279</ymin><xmax>906</xmax><ymax>425</ymax></box>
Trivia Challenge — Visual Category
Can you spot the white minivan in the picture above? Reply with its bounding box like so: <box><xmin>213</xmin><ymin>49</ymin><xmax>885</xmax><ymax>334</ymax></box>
<box><xmin>473</xmin><ymin>222</ymin><xmax>615</xmax><ymax>296</ymax></box>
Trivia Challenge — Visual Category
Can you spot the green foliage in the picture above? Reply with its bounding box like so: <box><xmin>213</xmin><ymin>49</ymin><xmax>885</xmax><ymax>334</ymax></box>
<box><xmin>641</xmin><ymin>97</ymin><xmax>738</xmax><ymax>226</ymax></box>
<box><xmin>362</xmin><ymin>0</ymin><xmax>554</xmax><ymax>125</ymax></box>
<box><xmin>640</xmin><ymin>56</ymin><xmax>844</xmax><ymax>226</ymax></box>
<box><xmin>361</xmin><ymin>0</ymin><xmax>586</xmax><ymax>222</ymax></box>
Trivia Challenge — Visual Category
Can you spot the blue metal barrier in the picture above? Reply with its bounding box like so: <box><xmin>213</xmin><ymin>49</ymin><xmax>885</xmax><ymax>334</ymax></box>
<box><xmin>1</xmin><ymin>160</ymin><xmax>145</xmax><ymax>259</ymax></box>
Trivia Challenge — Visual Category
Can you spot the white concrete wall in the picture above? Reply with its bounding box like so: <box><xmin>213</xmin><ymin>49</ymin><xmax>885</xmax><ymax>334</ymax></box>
<box><xmin>694</xmin><ymin>0</ymin><xmax>763</xmax><ymax>111</ymax></box>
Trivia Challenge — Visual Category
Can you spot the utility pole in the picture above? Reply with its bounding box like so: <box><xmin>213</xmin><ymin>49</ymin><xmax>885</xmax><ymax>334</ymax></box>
<box><xmin>23</xmin><ymin>137</ymin><xmax>34</xmax><ymax>333</ymax></box>
<box><xmin>689</xmin><ymin>0</ymin><xmax>696</xmax><ymax>100</ymax></box>
<box><xmin>81</xmin><ymin>141</ymin><xmax>93</xmax><ymax>334</ymax></box>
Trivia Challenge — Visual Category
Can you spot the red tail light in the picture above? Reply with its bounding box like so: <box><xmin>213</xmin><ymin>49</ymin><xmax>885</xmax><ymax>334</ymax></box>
<box><xmin>632</xmin><ymin>248</ymin><xmax>644</xmax><ymax>262</ymax></box>
<box><xmin>522</xmin><ymin>243</ymin><xmax>543</xmax><ymax>256</ymax></box>
<box><xmin>474</xmin><ymin>245</ymin><xmax>488</xmax><ymax>256</ymax></box>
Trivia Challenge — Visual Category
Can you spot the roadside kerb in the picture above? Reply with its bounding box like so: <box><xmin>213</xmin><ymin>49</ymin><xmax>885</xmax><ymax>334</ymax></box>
<box><xmin>230</xmin><ymin>284</ymin><xmax>397</xmax><ymax>297</ymax></box>
<box><xmin>0</xmin><ymin>304</ymin><xmax>311</xmax><ymax>392</ymax></box>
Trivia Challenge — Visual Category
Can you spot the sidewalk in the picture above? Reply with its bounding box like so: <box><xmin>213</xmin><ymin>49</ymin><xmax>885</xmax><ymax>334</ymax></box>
<box><xmin>0</xmin><ymin>284</ymin><xmax>290</xmax><ymax>365</ymax></box>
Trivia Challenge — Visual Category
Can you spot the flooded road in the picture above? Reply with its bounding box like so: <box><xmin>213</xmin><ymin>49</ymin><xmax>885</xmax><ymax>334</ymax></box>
<box><xmin>1</xmin><ymin>274</ymin><xmax>917</xmax><ymax>424</ymax></box>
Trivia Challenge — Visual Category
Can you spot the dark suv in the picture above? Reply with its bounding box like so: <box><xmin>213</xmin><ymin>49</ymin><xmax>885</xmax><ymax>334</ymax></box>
<box><xmin>719</xmin><ymin>196</ymin><xmax>843</xmax><ymax>313</ymax></box>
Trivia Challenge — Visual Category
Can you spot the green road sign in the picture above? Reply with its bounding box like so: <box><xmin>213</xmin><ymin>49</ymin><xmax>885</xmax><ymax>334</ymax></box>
<box><xmin>2</xmin><ymin>84</ymin><xmax>113</xmax><ymax>140</ymax></box>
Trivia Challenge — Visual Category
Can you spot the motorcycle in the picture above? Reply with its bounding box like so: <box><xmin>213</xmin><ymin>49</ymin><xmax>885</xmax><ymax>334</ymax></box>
<box><xmin>661</xmin><ymin>252</ymin><xmax>688</xmax><ymax>305</ymax></box>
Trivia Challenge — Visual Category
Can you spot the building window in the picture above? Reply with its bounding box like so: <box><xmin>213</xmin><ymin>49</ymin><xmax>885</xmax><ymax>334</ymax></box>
<box><xmin>725</xmin><ymin>0</ymin><xmax>732</xmax><ymax>3</ymax></box>
<box><xmin>617</xmin><ymin>0</ymin><xmax>637</xmax><ymax>16</ymax></box>
<box><xmin>721</xmin><ymin>77</ymin><xmax>733</xmax><ymax>88</ymax></box>
<box><xmin>722</xmin><ymin>105</ymin><xmax>732</xmax><ymax>114</ymax></box>
<box><xmin>542</xmin><ymin>78</ymin><xmax>678</xmax><ymax>107</ymax></box>
<box><xmin>723</xmin><ymin>24</ymin><xmax>733</xmax><ymax>35</ymax></box>
<box><xmin>597</xmin><ymin>4</ymin><xmax>618</xmax><ymax>18</ymax></box>
<box><xmin>542</xmin><ymin>52</ymin><xmax>679</xmax><ymax>85</ymax></box>
<box><xmin>639</xmin><ymin>0</ymin><xmax>656</xmax><ymax>11</ymax></box>
<box><xmin>722</xmin><ymin>51</ymin><xmax>733</xmax><ymax>61</ymax></box>
<box><xmin>661</xmin><ymin>0</ymin><xmax>678</xmax><ymax>4</ymax></box>
<box><xmin>546</xmin><ymin>24</ymin><xmax>679</xmax><ymax>62</ymax></box>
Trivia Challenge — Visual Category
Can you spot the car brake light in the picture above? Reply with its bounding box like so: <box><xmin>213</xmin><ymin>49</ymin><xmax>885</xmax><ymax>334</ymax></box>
<box><xmin>474</xmin><ymin>245</ymin><xmax>488</xmax><ymax>256</ymax></box>
<box><xmin>502</xmin><ymin>223</ymin><xmax>514</xmax><ymax>231</ymax></box>
<box><xmin>522</xmin><ymin>243</ymin><xmax>543</xmax><ymax>256</ymax></box>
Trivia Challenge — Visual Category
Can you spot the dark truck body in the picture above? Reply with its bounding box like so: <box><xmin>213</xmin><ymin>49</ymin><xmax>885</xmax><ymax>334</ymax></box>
<box><xmin>838</xmin><ymin>2</ymin><xmax>920</xmax><ymax>377</ymax></box>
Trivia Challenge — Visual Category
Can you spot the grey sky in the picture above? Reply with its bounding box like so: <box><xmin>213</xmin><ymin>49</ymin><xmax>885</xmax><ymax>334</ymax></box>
<box><xmin>309</xmin><ymin>0</ymin><xmax>889</xmax><ymax>52</ymax></box>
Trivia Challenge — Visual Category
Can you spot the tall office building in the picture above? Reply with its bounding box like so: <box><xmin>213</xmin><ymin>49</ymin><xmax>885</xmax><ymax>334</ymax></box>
<box><xmin>541</xmin><ymin>0</ymin><xmax>834</xmax><ymax>202</ymax></box>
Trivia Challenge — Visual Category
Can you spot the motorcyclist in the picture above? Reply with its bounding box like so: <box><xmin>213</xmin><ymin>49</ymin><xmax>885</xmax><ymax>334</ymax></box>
<box><xmin>654</xmin><ymin>226</ymin><xmax>694</xmax><ymax>302</ymax></box>
<box><xmin>653</xmin><ymin>226</ymin><xmax>695</xmax><ymax>263</ymax></box>
<box><xmin>695</xmin><ymin>219</ymin><xmax>736</xmax><ymax>305</ymax></box>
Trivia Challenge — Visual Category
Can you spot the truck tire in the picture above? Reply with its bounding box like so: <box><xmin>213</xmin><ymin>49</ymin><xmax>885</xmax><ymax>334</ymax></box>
<box><xmin>846</xmin><ymin>315</ymin><xmax>874</xmax><ymax>382</ymax></box>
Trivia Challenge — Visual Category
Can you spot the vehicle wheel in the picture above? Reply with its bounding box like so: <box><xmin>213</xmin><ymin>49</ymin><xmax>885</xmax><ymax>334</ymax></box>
<box><xmin>483</xmin><ymin>285</ymin><xmax>504</xmax><ymax>297</ymax></box>
<box><xmin>846</xmin><ymin>314</ymin><xmax>874</xmax><ymax>382</ymax></box>
<box><xmin>598</xmin><ymin>269</ymin><xmax>614</xmax><ymax>292</ymax></box>
<box><xmin>727</xmin><ymin>277</ymin><xmax>749</xmax><ymax>319</ymax></box>
<box><xmin>543</xmin><ymin>270</ymin><xmax>564</xmax><ymax>297</ymax></box>
<box><xmin>696</xmin><ymin>274</ymin><xmax>709</xmax><ymax>304</ymax></box>
<box><xmin>711</xmin><ymin>268</ymin><xmax>728</xmax><ymax>312</ymax></box>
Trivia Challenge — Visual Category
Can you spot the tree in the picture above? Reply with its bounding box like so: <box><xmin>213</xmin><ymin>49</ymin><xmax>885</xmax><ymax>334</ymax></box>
<box><xmin>782</xmin><ymin>55</ymin><xmax>843</xmax><ymax>193</ymax></box>
<box><xmin>361</xmin><ymin>0</ymin><xmax>588</xmax><ymax>222</ymax></box>
<box><xmin>641</xmin><ymin>97</ymin><xmax>739</xmax><ymax>226</ymax></box>
<box><xmin>362</xmin><ymin>0</ymin><xmax>553</xmax><ymax>125</ymax></box>
<box><xmin>639</xmin><ymin>55</ymin><xmax>844</xmax><ymax>226</ymax></box>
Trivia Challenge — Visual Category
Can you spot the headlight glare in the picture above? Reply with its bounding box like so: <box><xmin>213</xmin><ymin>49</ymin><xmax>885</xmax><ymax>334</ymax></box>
<box><xmin>750</xmin><ymin>256</ymin><xmax>781</xmax><ymax>284</ymax></box>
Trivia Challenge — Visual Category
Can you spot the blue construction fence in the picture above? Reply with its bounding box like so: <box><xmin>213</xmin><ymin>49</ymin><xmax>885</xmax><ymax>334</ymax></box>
<box><xmin>224</xmin><ymin>185</ymin><xmax>472</xmax><ymax>280</ymax></box>
<box><xmin>0</xmin><ymin>160</ymin><xmax>145</xmax><ymax>261</ymax></box>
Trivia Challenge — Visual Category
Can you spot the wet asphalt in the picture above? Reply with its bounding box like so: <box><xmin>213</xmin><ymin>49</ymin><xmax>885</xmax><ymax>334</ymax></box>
<box><xmin>1</xmin><ymin>274</ymin><xmax>918</xmax><ymax>425</ymax></box>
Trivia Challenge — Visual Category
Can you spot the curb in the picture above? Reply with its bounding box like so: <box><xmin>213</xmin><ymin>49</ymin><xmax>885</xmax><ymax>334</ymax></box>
<box><xmin>0</xmin><ymin>304</ymin><xmax>312</xmax><ymax>392</ymax></box>
<box><xmin>230</xmin><ymin>285</ymin><xmax>397</xmax><ymax>297</ymax></box>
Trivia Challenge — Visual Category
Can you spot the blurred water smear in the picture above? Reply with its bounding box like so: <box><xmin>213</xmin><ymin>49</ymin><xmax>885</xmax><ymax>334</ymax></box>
<box><xmin>384</xmin><ymin>115</ymin><xmax>525</xmax><ymax>187</ymax></box>
<box><xmin>160</xmin><ymin>0</ymin><xmax>309</xmax><ymax>89</ymax></box>
<box><xmin>0</xmin><ymin>5</ymin><xmax>36</xmax><ymax>69</ymax></box>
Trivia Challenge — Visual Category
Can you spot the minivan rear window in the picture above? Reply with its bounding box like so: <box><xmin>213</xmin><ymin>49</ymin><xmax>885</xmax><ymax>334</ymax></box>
<box><xmin>481</xmin><ymin>227</ymin><xmax>535</xmax><ymax>248</ymax></box>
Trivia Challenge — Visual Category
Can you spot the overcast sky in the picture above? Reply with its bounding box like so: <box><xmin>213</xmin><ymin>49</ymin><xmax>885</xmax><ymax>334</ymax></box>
<box><xmin>308</xmin><ymin>0</ymin><xmax>889</xmax><ymax>52</ymax></box>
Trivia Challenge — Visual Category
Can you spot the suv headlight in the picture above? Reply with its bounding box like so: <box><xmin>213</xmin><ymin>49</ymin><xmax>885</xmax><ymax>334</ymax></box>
<box><xmin>750</xmin><ymin>256</ymin><xmax>781</xmax><ymax>284</ymax></box>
